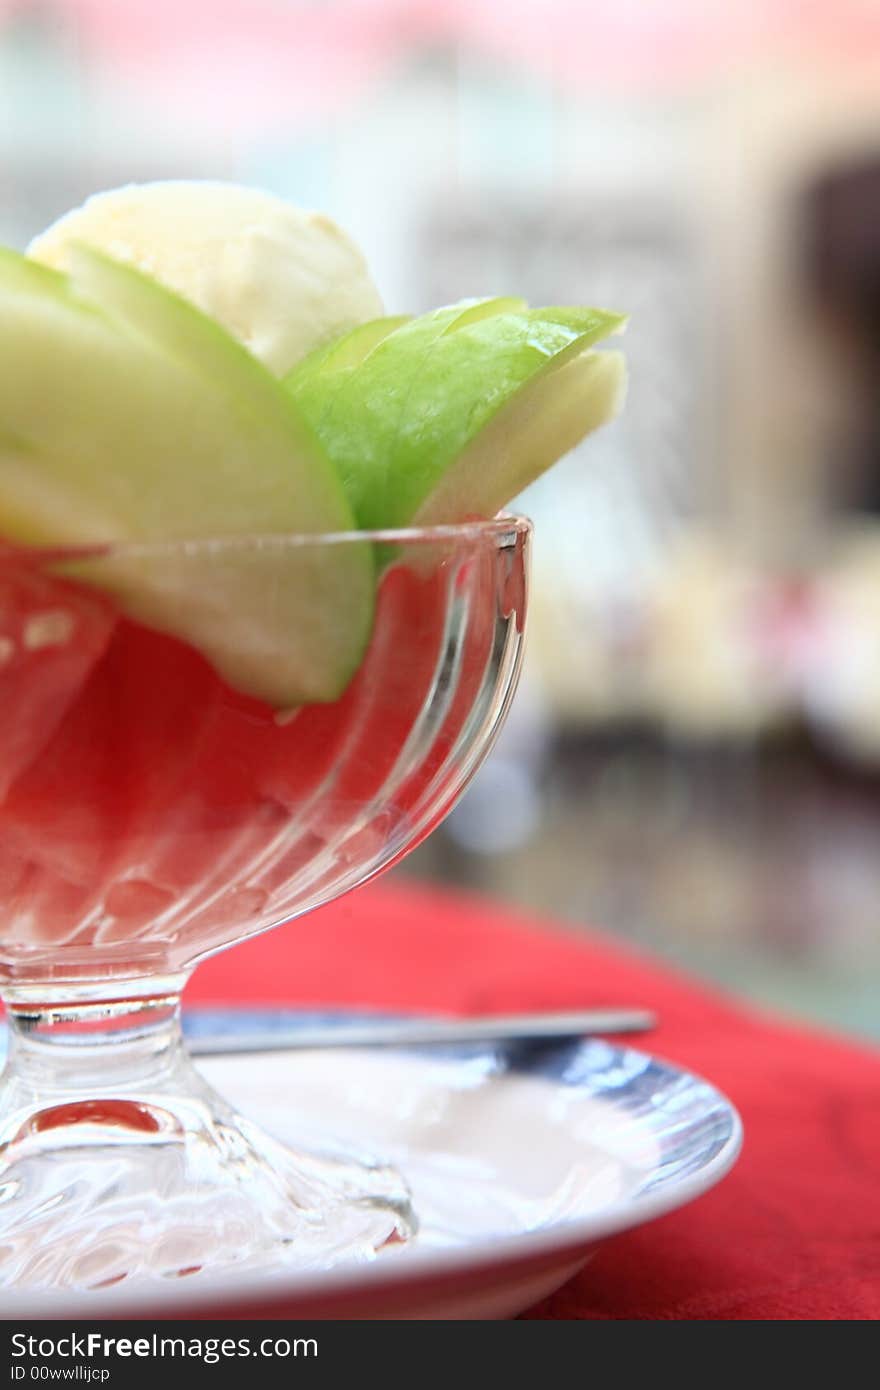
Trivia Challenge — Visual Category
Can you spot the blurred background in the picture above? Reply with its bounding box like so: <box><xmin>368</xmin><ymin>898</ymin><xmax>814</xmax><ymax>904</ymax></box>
<box><xmin>2</xmin><ymin>0</ymin><xmax>880</xmax><ymax>1038</ymax></box>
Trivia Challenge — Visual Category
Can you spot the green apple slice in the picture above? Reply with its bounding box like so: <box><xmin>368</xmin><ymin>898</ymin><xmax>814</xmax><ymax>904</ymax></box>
<box><xmin>389</xmin><ymin>306</ymin><xmax>626</xmax><ymax>527</ymax></box>
<box><xmin>383</xmin><ymin>306</ymin><xmax>625</xmax><ymax>527</ymax></box>
<box><xmin>414</xmin><ymin>343</ymin><xmax>626</xmax><ymax>525</ymax></box>
<box><xmin>0</xmin><ymin>247</ymin><xmax>373</xmax><ymax>705</ymax></box>
<box><xmin>291</xmin><ymin>314</ymin><xmax>412</xmax><ymax>386</ymax></box>
<box><xmin>287</xmin><ymin>314</ymin><xmax>411</xmax><ymax>431</ymax></box>
<box><xmin>288</xmin><ymin>297</ymin><xmax>526</xmax><ymax>526</ymax></box>
<box><xmin>291</xmin><ymin>302</ymin><xmax>625</xmax><ymax>528</ymax></box>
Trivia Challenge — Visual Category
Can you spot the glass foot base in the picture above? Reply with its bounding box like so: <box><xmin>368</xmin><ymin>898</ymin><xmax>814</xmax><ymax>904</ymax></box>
<box><xmin>0</xmin><ymin>1003</ymin><xmax>413</xmax><ymax>1290</ymax></box>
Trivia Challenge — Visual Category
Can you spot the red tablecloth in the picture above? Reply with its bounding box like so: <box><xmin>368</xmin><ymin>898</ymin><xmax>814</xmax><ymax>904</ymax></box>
<box><xmin>189</xmin><ymin>878</ymin><xmax>880</xmax><ymax>1321</ymax></box>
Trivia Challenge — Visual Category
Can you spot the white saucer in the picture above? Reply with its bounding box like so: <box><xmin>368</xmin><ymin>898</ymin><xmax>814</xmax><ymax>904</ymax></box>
<box><xmin>2</xmin><ymin>1026</ymin><xmax>741</xmax><ymax>1320</ymax></box>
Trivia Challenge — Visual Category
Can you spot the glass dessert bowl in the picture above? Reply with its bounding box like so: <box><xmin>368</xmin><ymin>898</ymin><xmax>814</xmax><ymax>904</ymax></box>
<box><xmin>0</xmin><ymin>516</ymin><xmax>530</xmax><ymax>1290</ymax></box>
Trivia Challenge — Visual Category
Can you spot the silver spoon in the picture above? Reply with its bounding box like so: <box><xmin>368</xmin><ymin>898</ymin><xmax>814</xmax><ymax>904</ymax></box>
<box><xmin>185</xmin><ymin>1007</ymin><xmax>656</xmax><ymax>1055</ymax></box>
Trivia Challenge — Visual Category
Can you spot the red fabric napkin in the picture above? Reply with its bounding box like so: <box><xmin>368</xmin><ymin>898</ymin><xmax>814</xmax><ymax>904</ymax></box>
<box><xmin>189</xmin><ymin>877</ymin><xmax>880</xmax><ymax>1321</ymax></box>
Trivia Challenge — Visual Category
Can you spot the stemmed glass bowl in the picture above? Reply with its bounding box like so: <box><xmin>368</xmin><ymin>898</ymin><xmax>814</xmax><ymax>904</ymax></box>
<box><xmin>0</xmin><ymin>516</ymin><xmax>530</xmax><ymax>1290</ymax></box>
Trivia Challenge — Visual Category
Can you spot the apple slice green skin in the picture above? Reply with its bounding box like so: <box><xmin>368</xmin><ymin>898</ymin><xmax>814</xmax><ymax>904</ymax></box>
<box><xmin>289</xmin><ymin>315</ymin><xmax>412</xmax><ymax>391</ymax></box>
<box><xmin>289</xmin><ymin>297</ymin><xmax>527</xmax><ymax>528</ymax></box>
<box><xmin>0</xmin><ymin>247</ymin><xmax>374</xmax><ymax>706</ymax></box>
<box><xmin>286</xmin><ymin>314</ymin><xmax>411</xmax><ymax>437</ymax></box>
<box><xmin>294</xmin><ymin>302</ymin><xmax>626</xmax><ymax>530</ymax></box>
<box><xmin>380</xmin><ymin>306</ymin><xmax>625</xmax><ymax>528</ymax></box>
<box><xmin>414</xmin><ymin>345</ymin><xmax>626</xmax><ymax>526</ymax></box>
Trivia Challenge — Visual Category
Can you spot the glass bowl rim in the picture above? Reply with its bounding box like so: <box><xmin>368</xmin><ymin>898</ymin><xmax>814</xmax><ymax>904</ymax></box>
<box><xmin>0</xmin><ymin>514</ymin><xmax>532</xmax><ymax>565</ymax></box>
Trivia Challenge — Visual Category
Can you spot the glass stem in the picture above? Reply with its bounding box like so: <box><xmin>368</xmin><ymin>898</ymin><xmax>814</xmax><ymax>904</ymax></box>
<box><xmin>1</xmin><ymin>975</ymin><xmax>190</xmax><ymax>1111</ymax></box>
<box><xmin>0</xmin><ymin>975</ymin><xmax>415</xmax><ymax>1287</ymax></box>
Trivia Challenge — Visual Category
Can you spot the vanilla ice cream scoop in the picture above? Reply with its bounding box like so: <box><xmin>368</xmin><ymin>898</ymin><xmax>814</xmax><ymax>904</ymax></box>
<box><xmin>28</xmin><ymin>181</ymin><xmax>384</xmax><ymax>376</ymax></box>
